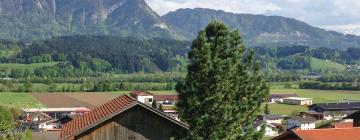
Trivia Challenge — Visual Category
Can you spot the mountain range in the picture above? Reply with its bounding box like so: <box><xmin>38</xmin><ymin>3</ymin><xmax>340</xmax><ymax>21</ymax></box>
<box><xmin>1</xmin><ymin>0</ymin><xmax>360</xmax><ymax>49</ymax></box>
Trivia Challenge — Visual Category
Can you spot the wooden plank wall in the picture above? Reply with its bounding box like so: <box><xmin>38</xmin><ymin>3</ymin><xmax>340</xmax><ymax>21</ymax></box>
<box><xmin>76</xmin><ymin>105</ymin><xmax>186</xmax><ymax>140</ymax></box>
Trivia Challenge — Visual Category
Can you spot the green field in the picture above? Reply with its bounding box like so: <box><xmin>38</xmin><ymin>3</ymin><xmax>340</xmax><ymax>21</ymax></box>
<box><xmin>0</xmin><ymin>92</ymin><xmax>42</xmax><ymax>108</ymax></box>
<box><xmin>311</xmin><ymin>57</ymin><xmax>345</xmax><ymax>71</ymax></box>
<box><xmin>271</xmin><ymin>89</ymin><xmax>360</xmax><ymax>103</ymax></box>
<box><xmin>0</xmin><ymin>62</ymin><xmax>59</xmax><ymax>70</ymax></box>
<box><xmin>262</xmin><ymin>103</ymin><xmax>307</xmax><ymax>115</ymax></box>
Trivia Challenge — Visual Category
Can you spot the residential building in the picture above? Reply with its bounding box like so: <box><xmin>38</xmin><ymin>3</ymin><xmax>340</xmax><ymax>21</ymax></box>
<box><xmin>283</xmin><ymin>97</ymin><xmax>313</xmax><ymax>105</ymax></box>
<box><xmin>130</xmin><ymin>90</ymin><xmax>154</xmax><ymax>105</ymax></box>
<box><xmin>253</xmin><ymin>120</ymin><xmax>279</xmax><ymax>137</ymax></box>
<box><xmin>309</xmin><ymin>102</ymin><xmax>360</xmax><ymax>120</ymax></box>
<box><xmin>286</xmin><ymin>115</ymin><xmax>317</xmax><ymax>130</ymax></box>
<box><xmin>269</xmin><ymin>94</ymin><xmax>299</xmax><ymax>103</ymax></box>
<box><xmin>59</xmin><ymin>95</ymin><xmax>188</xmax><ymax>140</ymax></box>
<box><xmin>272</xmin><ymin>128</ymin><xmax>360</xmax><ymax>140</ymax></box>
<box><xmin>154</xmin><ymin>94</ymin><xmax>178</xmax><ymax>105</ymax></box>
<box><xmin>261</xmin><ymin>114</ymin><xmax>283</xmax><ymax>124</ymax></box>
<box><xmin>22</xmin><ymin>107</ymin><xmax>90</xmax><ymax>120</ymax></box>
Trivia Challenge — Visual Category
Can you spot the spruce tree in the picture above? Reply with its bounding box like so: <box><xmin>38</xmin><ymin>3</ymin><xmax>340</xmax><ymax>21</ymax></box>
<box><xmin>264</xmin><ymin>104</ymin><xmax>270</xmax><ymax>115</ymax></box>
<box><xmin>176</xmin><ymin>21</ymin><xmax>269</xmax><ymax>139</ymax></box>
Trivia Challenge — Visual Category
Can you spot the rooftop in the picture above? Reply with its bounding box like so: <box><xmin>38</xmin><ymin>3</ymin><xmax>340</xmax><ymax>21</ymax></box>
<box><xmin>310</xmin><ymin>102</ymin><xmax>360</xmax><ymax>110</ymax></box>
<box><xmin>290</xmin><ymin>115</ymin><xmax>317</xmax><ymax>123</ymax></box>
<box><xmin>284</xmin><ymin>97</ymin><xmax>312</xmax><ymax>100</ymax></box>
<box><xmin>293</xmin><ymin>128</ymin><xmax>360</xmax><ymax>140</ymax></box>
<box><xmin>269</xmin><ymin>93</ymin><xmax>299</xmax><ymax>98</ymax></box>
<box><xmin>154</xmin><ymin>94</ymin><xmax>178</xmax><ymax>101</ymax></box>
<box><xmin>60</xmin><ymin>95</ymin><xmax>187</xmax><ymax>140</ymax></box>
<box><xmin>129</xmin><ymin>90</ymin><xmax>154</xmax><ymax>96</ymax></box>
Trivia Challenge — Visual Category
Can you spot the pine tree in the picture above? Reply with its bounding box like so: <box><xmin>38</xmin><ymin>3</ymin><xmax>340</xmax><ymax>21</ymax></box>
<box><xmin>264</xmin><ymin>104</ymin><xmax>270</xmax><ymax>115</ymax></box>
<box><xmin>176</xmin><ymin>21</ymin><xmax>269</xmax><ymax>139</ymax></box>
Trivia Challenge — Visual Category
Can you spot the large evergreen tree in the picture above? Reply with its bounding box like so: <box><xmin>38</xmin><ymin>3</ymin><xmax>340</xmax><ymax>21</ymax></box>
<box><xmin>176</xmin><ymin>21</ymin><xmax>269</xmax><ymax>139</ymax></box>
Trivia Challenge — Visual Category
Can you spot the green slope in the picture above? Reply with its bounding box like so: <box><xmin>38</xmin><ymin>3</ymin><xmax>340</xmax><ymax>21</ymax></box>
<box><xmin>311</xmin><ymin>57</ymin><xmax>345</xmax><ymax>71</ymax></box>
<box><xmin>0</xmin><ymin>62</ymin><xmax>59</xmax><ymax>70</ymax></box>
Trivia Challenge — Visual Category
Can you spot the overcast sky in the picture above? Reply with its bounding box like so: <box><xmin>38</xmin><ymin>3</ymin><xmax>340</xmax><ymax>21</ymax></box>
<box><xmin>145</xmin><ymin>0</ymin><xmax>360</xmax><ymax>34</ymax></box>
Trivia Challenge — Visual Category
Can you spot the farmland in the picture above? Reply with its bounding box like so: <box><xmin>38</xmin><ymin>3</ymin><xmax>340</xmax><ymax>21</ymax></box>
<box><xmin>1</xmin><ymin>89</ymin><xmax>360</xmax><ymax>115</ymax></box>
<box><xmin>0</xmin><ymin>62</ymin><xmax>59</xmax><ymax>70</ymax></box>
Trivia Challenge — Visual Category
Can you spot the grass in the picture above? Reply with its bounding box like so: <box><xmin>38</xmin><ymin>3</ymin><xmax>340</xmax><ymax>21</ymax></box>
<box><xmin>263</xmin><ymin>103</ymin><xmax>307</xmax><ymax>115</ymax></box>
<box><xmin>311</xmin><ymin>57</ymin><xmax>345</xmax><ymax>71</ymax></box>
<box><xmin>0</xmin><ymin>92</ymin><xmax>43</xmax><ymax>108</ymax></box>
<box><xmin>0</xmin><ymin>62</ymin><xmax>59</xmax><ymax>70</ymax></box>
<box><xmin>270</xmin><ymin>89</ymin><xmax>360</xmax><ymax>103</ymax></box>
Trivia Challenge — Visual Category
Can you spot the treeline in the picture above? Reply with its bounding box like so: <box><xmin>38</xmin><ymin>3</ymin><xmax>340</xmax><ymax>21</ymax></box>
<box><xmin>299</xmin><ymin>82</ymin><xmax>360</xmax><ymax>91</ymax></box>
<box><xmin>3</xmin><ymin>36</ymin><xmax>190</xmax><ymax>75</ymax></box>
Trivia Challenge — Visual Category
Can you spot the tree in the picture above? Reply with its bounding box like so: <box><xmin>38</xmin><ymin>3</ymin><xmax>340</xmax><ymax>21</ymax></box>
<box><xmin>176</xmin><ymin>21</ymin><xmax>269</xmax><ymax>139</ymax></box>
<box><xmin>24</xmin><ymin>77</ymin><xmax>33</xmax><ymax>92</ymax></box>
<box><xmin>264</xmin><ymin>104</ymin><xmax>270</xmax><ymax>115</ymax></box>
<box><xmin>158</xmin><ymin>104</ymin><xmax>163</xmax><ymax>112</ymax></box>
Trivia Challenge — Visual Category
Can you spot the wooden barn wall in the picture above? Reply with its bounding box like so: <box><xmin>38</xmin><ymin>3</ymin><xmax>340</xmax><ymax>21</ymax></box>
<box><xmin>75</xmin><ymin>105</ymin><xmax>186</xmax><ymax>140</ymax></box>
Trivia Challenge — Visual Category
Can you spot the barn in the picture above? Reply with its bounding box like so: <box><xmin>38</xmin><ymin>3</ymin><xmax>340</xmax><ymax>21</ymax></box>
<box><xmin>59</xmin><ymin>95</ymin><xmax>188</xmax><ymax>140</ymax></box>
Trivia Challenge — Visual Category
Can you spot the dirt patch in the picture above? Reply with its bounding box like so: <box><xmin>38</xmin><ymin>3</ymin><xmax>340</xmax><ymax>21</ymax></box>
<box><xmin>30</xmin><ymin>93</ymin><xmax>121</xmax><ymax>109</ymax></box>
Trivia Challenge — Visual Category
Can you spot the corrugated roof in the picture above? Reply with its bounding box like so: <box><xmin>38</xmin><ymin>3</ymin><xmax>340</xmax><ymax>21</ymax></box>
<box><xmin>310</xmin><ymin>102</ymin><xmax>360</xmax><ymax>110</ymax></box>
<box><xmin>294</xmin><ymin>128</ymin><xmax>360</xmax><ymax>140</ymax></box>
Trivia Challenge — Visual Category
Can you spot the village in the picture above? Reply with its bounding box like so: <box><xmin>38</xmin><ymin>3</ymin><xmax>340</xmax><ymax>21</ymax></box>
<box><xmin>12</xmin><ymin>90</ymin><xmax>360</xmax><ymax>140</ymax></box>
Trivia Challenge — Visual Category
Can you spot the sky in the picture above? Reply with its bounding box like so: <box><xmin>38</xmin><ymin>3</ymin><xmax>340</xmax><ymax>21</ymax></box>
<box><xmin>145</xmin><ymin>0</ymin><xmax>360</xmax><ymax>35</ymax></box>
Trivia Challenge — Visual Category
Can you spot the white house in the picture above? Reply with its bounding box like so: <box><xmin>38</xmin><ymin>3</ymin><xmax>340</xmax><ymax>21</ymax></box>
<box><xmin>254</xmin><ymin>121</ymin><xmax>280</xmax><ymax>136</ymax></box>
<box><xmin>269</xmin><ymin>94</ymin><xmax>299</xmax><ymax>103</ymax></box>
<box><xmin>286</xmin><ymin>115</ymin><xmax>317</xmax><ymax>130</ymax></box>
<box><xmin>130</xmin><ymin>90</ymin><xmax>154</xmax><ymax>105</ymax></box>
<box><xmin>263</xmin><ymin>114</ymin><xmax>283</xmax><ymax>124</ymax></box>
<box><xmin>283</xmin><ymin>97</ymin><xmax>313</xmax><ymax>105</ymax></box>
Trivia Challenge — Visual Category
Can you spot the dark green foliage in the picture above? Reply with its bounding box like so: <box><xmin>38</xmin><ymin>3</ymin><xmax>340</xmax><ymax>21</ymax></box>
<box><xmin>299</xmin><ymin>81</ymin><xmax>360</xmax><ymax>91</ymax></box>
<box><xmin>0</xmin><ymin>106</ymin><xmax>14</xmax><ymax>136</ymax></box>
<box><xmin>264</xmin><ymin>104</ymin><xmax>270</xmax><ymax>115</ymax></box>
<box><xmin>152</xmin><ymin>100</ymin><xmax>158</xmax><ymax>109</ymax></box>
<box><xmin>176</xmin><ymin>21</ymin><xmax>269</xmax><ymax>139</ymax></box>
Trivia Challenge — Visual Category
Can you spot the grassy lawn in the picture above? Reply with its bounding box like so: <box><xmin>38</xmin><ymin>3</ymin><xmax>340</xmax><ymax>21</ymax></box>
<box><xmin>311</xmin><ymin>57</ymin><xmax>345</xmax><ymax>71</ymax></box>
<box><xmin>263</xmin><ymin>103</ymin><xmax>307</xmax><ymax>115</ymax></box>
<box><xmin>271</xmin><ymin>89</ymin><xmax>360</xmax><ymax>103</ymax></box>
<box><xmin>0</xmin><ymin>92</ymin><xmax>43</xmax><ymax>108</ymax></box>
<box><xmin>0</xmin><ymin>62</ymin><xmax>59</xmax><ymax>70</ymax></box>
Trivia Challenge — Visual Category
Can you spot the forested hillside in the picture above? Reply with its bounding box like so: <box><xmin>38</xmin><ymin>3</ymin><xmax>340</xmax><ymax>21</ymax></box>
<box><xmin>0</xmin><ymin>36</ymin><xmax>360</xmax><ymax>79</ymax></box>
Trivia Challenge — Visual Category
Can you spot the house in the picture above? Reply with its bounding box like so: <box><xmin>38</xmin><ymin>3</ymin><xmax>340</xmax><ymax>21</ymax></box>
<box><xmin>25</xmin><ymin>112</ymin><xmax>60</xmax><ymax>131</ymax></box>
<box><xmin>269</xmin><ymin>94</ymin><xmax>299</xmax><ymax>103</ymax></box>
<box><xmin>154</xmin><ymin>94</ymin><xmax>178</xmax><ymax>105</ymax></box>
<box><xmin>272</xmin><ymin>128</ymin><xmax>360</xmax><ymax>140</ymax></box>
<box><xmin>286</xmin><ymin>115</ymin><xmax>317</xmax><ymax>130</ymax></box>
<box><xmin>308</xmin><ymin>102</ymin><xmax>360</xmax><ymax>120</ymax></box>
<box><xmin>22</xmin><ymin>107</ymin><xmax>90</xmax><ymax>120</ymax></box>
<box><xmin>260</xmin><ymin>114</ymin><xmax>283</xmax><ymax>124</ymax></box>
<box><xmin>319</xmin><ymin>121</ymin><xmax>353</xmax><ymax>129</ymax></box>
<box><xmin>130</xmin><ymin>90</ymin><xmax>154</xmax><ymax>105</ymax></box>
<box><xmin>282</xmin><ymin>97</ymin><xmax>313</xmax><ymax>105</ymax></box>
<box><xmin>253</xmin><ymin>120</ymin><xmax>279</xmax><ymax>137</ymax></box>
<box><xmin>59</xmin><ymin>95</ymin><xmax>188</xmax><ymax>140</ymax></box>
<box><xmin>345</xmin><ymin>110</ymin><xmax>360</xmax><ymax>127</ymax></box>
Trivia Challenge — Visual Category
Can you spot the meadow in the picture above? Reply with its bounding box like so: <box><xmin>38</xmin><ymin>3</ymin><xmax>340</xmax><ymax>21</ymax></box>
<box><xmin>0</xmin><ymin>62</ymin><xmax>59</xmax><ymax>70</ymax></box>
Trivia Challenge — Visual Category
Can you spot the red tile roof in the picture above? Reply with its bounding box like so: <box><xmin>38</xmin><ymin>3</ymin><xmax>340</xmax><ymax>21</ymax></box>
<box><xmin>59</xmin><ymin>95</ymin><xmax>187</xmax><ymax>140</ymax></box>
<box><xmin>60</xmin><ymin>95</ymin><xmax>136</xmax><ymax>140</ymax></box>
<box><xmin>154</xmin><ymin>95</ymin><xmax>178</xmax><ymax>101</ymax></box>
<box><xmin>334</xmin><ymin>122</ymin><xmax>353</xmax><ymax>128</ymax></box>
<box><xmin>293</xmin><ymin>128</ymin><xmax>360</xmax><ymax>140</ymax></box>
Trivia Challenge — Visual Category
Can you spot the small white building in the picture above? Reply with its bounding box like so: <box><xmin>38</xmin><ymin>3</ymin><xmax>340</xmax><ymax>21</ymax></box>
<box><xmin>254</xmin><ymin>121</ymin><xmax>280</xmax><ymax>136</ymax></box>
<box><xmin>130</xmin><ymin>90</ymin><xmax>154</xmax><ymax>105</ymax></box>
<box><xmin>286</xmin><ymin>115</ymin><xmax>317</xmax><ymax>130</ymax></box>
<box><xmin>263</xmin><ymin>114</ymin><xmax>283</xmax><ymax>124</ymax></box>
<box><xmin>269</xmin><ymin>94</ymin><xmax>299</xmax><ymax>103</ymax></box>
<box><xmin>283</xmin><ymin>97</ymin><xmax>313</xmax><ymax>105</ymax></box>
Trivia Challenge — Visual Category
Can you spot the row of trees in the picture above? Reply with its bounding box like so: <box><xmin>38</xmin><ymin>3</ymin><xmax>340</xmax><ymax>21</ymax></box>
<box><xmin>299</xmin><ymin>82</ymin><xmax>360</xmax><ymax>91</ymax></box>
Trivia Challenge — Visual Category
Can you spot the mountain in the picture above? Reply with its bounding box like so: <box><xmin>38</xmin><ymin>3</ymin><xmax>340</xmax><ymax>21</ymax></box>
<box><xmin>0</xmin><ymin>0</ymin><xmax>182</xmax><ymax>40</ymax></box>
<box><xmin>162</xmin><ymin>8</ymin><xmax>360</xmax><ymax>49</ymax></box>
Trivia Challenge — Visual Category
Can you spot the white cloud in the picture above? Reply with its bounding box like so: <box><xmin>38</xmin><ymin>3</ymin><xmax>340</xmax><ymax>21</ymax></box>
<box><xmin>145</xmin><ymin>0</ymin><xmax>360</xmax><ymax>34</ymax></box>
<box><xmin>145</xmin><ymin>0</ymin><xmax>281</xmax><ymax>16</ymax></box>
